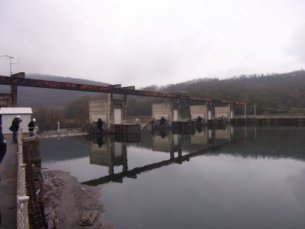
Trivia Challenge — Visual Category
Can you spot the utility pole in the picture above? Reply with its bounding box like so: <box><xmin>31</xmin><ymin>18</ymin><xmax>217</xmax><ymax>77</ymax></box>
<box><xmin>0</xmin><ymin>55</ymin><xmax>20</xmax><ymax>106</ymax></box>
<box><xmin>0</xmin><ymin>55</ymin><xmax>15</xmax><ymax>75</ymax></box>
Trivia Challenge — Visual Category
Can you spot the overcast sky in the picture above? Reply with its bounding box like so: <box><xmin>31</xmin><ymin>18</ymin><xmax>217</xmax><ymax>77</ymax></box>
<box><xmin>0</xmin><ymin>0</ymin><xmax>304</xmax><ymax>87</ymax></box>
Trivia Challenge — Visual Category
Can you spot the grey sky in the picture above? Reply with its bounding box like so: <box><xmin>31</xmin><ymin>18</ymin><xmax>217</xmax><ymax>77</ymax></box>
<box><xmin>0</xmin><ymin>0</ymin><xmax>304</xmax><ymax>87</ymax></box>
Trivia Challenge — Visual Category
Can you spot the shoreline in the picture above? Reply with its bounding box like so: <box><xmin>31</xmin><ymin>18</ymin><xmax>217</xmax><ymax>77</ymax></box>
<box><xmin>42</xmin><ymin>170</ymin><xmax>114</xmax><ymax>229</ymax></box>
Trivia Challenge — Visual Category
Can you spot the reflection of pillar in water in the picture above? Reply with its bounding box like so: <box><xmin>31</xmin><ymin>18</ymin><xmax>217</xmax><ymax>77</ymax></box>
<box><xmin>178</xmin><ymin>149</ymin><xmax>182</xmax><ymax>158</ymax></box>
<box><xmin>215</xmin><ymin>128</ymin><xmax>231</xmax><ymax>140</ymax></box>
<box><xmin>173</xmin><ymin>134</ymin><xmax>179</xmax><ymax>147</ymax></box>
<box><xmin>230</xmin><ymin>125</ymin><xmax>234</xmax><ymax>136</ymax></box>
<box><xmin>244</xmin><ymin>125</ymin><xmax>247</xmax><ymax>139</ymax></box>
<box><xmin>208</xmin><ymin>129</ymin><xmax>213</xmax><ymax>139</ymax></box>
<box><xmin>109</xmin><ymin>161</ymin><xmax>114</xmax><ymax>175</ymax></box>
<box><xmin>191</xmin><ymin>130</ymin><xmax>208</xmax><ymax>145</ymax></box>
<box><xmin>207</xmin><ymin>128</ymin><xmax>215</xmax><ymax>145</ymax></box>
<box><xmin>122</xmin><ymin>147</ymin><xmax>128</xmax><ymax>172</ymax></box>
<box><xmin>228</xmin><ymin>126</ymin><xmax>232</xmax><ymax>141</ymax></box>
<box><xmin>152</xmin><ymin>134</ymin><xmax>171</xmax><ymax>152</ymax></box>
<box><xmin>109</xmin><ymin>146</ymin><xmax>115</xmax><ymax>176</ymax></box>
<box><xmin>89</xmin><ymin>139</ymin><xmax>127</xmax><ymax>176</ymax></box>
<box><xmin>170</xmin><ymin>151</ymin><xmax>174</xmax><ymax>159</ymax></box>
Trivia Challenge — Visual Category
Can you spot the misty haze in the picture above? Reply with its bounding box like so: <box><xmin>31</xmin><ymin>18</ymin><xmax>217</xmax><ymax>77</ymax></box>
<box><xmin>0</xmin><ymin>1</ymin><xmax>305</xmax><ymax>229</ymax></box>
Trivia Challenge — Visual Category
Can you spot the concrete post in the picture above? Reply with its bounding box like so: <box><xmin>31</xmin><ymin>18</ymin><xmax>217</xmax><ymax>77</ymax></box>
<box><xmin>254</xmin><ymin>103</ymin><xmax>256</xmax><ymax>119</ymax></box>
<box><xmin>17</xmin><ymin>195</ymin><xmax>30</xmax><ymax>229</ymax></box>
<box><xmin>16</xmin><ymin>130</ymin><xmax>30</xmax><ymax>229</ymax></box>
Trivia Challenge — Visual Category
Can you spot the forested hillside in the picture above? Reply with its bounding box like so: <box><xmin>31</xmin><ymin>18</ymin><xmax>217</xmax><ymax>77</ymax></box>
<box><xmin>128</xmin><ymin>70</ymin><xmax>305</xmax><ymax>115</ymax></box>
<box><xmin>162</xmin><ymin>70</ymin><xmax>305</xmax><ymax>114</ymax></box>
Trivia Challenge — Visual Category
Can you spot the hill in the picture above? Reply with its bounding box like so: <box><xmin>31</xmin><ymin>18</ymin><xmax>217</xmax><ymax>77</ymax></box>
<box><xmin>160</xmin><ymin>70</ymin><xmax>305</xmax><ymax>114</ymax></box>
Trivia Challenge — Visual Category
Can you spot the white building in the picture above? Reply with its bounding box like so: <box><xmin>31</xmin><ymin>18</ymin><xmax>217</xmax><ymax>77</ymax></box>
<box><xmin>0</xmin><ymin>107</ymin><xmax>33</xmax><ymax>134</ymax></box>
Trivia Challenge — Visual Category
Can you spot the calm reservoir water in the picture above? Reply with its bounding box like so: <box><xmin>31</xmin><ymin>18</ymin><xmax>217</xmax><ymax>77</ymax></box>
<box><xmin>40</xmin><ymin>127</ymin><xmax>305</xmax><ymax>229</ymax></box>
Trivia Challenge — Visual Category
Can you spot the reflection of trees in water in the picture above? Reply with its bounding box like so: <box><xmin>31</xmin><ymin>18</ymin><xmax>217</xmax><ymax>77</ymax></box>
<box><xmin>222</xmin><ymin>127</ymin><xmax>305</xmax><ymax>160</ymax></box>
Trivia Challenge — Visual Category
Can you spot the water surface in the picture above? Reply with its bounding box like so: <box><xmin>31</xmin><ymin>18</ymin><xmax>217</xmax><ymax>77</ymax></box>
<box><xmin>40</xmin><ymin>127</ymin><xmax>305</xmax><ymax>229</ymax></box>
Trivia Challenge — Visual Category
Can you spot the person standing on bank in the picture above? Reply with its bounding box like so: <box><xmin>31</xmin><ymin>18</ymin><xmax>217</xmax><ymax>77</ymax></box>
<box><xmin>28</xmin><ymin>118</ymin><xmax>36</xmax><ymax>136</ymax></box>
<box><xmin>9</xmin><ymin>115</ymin><xmax>22</xmax><ymax>143</ymax></box>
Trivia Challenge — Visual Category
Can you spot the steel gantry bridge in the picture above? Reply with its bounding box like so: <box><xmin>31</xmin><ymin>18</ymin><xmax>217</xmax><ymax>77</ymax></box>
<box><xmin>0</xmin><ymin>72</ymin><xmax>247</xmax><ymax>108</ymax></box>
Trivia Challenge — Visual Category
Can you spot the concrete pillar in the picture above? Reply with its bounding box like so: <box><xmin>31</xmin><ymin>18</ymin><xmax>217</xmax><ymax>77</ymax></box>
<box><xmin>254</xmin><ymin>103</ymin><xmax>256</xmax><ymax>119</ymax></box>
<box><xmin>124</xmin><ymin>95</ymin><xmax>127</xmax><ymax>123</ymax></box>
<box><xmin>11</xmin><ymin>85</ymin><xmax>17</xmax><ymax>107</ymax></box>
<box><xmin>172</xmin><ymin>109</ymin><xmax>179</xmax><ymax>122</ymax></box>
<box><xmin>230</xmin><ymin>104</ymin><xmax>234</xmax><ymax>120</ymax></box>
<box><xmin>152</xmin><ymin>103</ymin><xmax>173</xmax><ymax>124</ymax></box>
<box><xmin>10</xmin><ymin>72</ymin><xmax>25</xmax><ymax>107</ymax></box>
<box><xmin>171</xmin><ymin>98</ymin><xmax>181</xmax><ymax>122</ymax></box>
<box><xmin>208</xmin><ymin>110</ymin><xmax>212</xmax><ymax>120</ymax></box>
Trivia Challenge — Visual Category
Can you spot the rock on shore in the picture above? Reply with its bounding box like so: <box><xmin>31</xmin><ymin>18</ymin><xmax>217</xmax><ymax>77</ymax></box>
<box><xmin>42</xmin><ymin>170</ymin><xmax>114</xmax><ymax>229</ymax></box>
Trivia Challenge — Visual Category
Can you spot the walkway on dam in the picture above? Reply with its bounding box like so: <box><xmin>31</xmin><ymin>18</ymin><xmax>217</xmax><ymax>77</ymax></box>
<box><xmin>0</xmin><ymin>137</ymin><xmax>17</xmax><ymax>229</ymax></box>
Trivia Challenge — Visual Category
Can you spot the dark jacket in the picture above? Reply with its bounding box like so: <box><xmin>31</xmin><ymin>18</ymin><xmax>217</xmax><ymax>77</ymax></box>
<box><xmin>28</xmin><ymin>121</ymin><xmax>35</xmax><ymax>131</ymax></box>
<box><xmin>0</xmin><ymin>133</ymin><xmax>6</xmax><ymax>163</ymax></box>
<box><xmin>10</xmin><ymin>117</ymin><xmax>21</xmax><ymax>132</ymax></box>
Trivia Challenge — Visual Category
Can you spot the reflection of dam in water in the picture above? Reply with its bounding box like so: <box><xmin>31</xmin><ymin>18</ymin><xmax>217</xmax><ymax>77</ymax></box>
<box><xmin>90</xmin><ymin>138</ymin><xmax>128</xmax><ymax>176</ymax></box>
<box><xmin>85</xmin><ymin>126</ymin><xmax>254</xmax><ymax>185</ymax></box>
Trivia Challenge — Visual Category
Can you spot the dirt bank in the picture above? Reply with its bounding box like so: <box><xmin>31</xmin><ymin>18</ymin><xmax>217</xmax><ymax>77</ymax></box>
<box><xmin>42</xmin><ymin>170</ymin><xmax>114</xmax><ymax>229</ymax></box>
